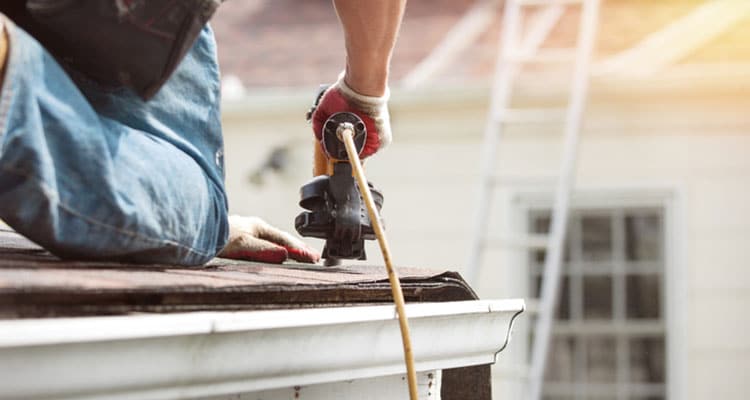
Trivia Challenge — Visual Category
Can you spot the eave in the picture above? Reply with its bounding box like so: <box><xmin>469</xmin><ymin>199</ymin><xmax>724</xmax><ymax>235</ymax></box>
<box><xmin>0</xmin><ymin>299</ymin><xmax>524</xmax><ymax>400</ymax></box>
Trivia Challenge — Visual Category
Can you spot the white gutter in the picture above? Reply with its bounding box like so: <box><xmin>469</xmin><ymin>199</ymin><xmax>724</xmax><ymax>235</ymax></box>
<box><xmin>0</xmin><ymin>299</ymin><xmax>524</xmax><ymax>400</ymax></box>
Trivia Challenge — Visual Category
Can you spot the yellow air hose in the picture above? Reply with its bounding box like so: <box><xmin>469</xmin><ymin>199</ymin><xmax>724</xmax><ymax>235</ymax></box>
<box><xmin>338</xmin><ymin>123</ymin><xmax>419</xmax><ymax>400</ymax></box>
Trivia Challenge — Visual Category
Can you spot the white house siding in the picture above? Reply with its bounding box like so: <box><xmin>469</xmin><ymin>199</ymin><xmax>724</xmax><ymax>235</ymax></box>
<box><xmin>220</xmin><ymin>79</ymin><xmax>750</xmax><ymax>400</ymax></box>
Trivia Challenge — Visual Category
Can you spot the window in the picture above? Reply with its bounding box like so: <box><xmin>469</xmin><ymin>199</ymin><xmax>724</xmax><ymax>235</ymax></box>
<box><xmin>529</xmin><ymin>208</ymin><xmax>666</xmax><ymax>400</ymax></box>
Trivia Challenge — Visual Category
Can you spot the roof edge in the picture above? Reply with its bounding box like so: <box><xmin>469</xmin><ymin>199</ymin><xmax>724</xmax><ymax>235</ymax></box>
<box><xmin>0</xmin><ymin>299</ymin><xmax>524</xmax><ymax>400</ymax></box>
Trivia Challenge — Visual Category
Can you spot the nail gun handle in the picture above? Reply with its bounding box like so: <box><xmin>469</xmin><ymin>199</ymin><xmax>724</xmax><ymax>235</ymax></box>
<box><xmin>314</xmin><ymin>148</ymin><xmax>353</xmax><ymax>176</ymax></box>
<box><xmin>313</xmin><ymin>143</ymin><xmax>332</xmax><ymax>176</ymax></box>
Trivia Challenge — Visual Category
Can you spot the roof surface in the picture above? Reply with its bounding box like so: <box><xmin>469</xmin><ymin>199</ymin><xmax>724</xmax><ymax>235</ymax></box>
<box><xmin>211</xmin><ymin>0</ymin><xmax>749</xmax><ymax>89</ymax></box>
<box><xmin>0</xmin><ymin>229</ymin><xmax>476</xmax><ymax>318</ymax></box>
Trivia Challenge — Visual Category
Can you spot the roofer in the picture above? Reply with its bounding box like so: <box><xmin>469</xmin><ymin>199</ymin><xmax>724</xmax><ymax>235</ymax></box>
<box><xmin>0</xmin><ymin>1</ymin><xmax>405</xmax><ymax>265</ymax></box>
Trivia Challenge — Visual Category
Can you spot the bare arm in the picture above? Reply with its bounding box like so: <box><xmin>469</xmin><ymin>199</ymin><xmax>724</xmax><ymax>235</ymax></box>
<box><xmin>332</xmin><ymin>0</ymin><xmax>407</xmax><ymax>96</ymax></box>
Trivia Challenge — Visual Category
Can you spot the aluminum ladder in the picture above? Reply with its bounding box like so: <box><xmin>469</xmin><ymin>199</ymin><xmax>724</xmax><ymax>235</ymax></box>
<box><xmin>464</xmin><ymin>0</ymin><xmax>601</xmax><ymax>399</ymax></box>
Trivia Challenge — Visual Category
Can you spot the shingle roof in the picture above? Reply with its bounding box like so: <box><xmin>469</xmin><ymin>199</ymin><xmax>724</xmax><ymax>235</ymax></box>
<box><xmin>0</xmin><ymin>229</ymin><xmax>476</xmax><ymax>318</ymax></box>
<box><xmin>211</xmin><ymin>0</ymin><xmax>750</xmax><ymax>89</ymax></box>
<box><xmin>212</xmin><ymin>0</ymin><xmax>474</xmax><ymax>88</ymax></box>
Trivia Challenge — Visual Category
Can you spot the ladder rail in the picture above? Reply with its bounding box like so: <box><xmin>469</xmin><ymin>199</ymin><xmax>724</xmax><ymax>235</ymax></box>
<box><xmin>466</xmin><ymin>0</ymin><xmax>566</xmax><ymax>285</ymax></box>
<box><xmin>526</xmin><ymin>1</ymin><xmax>601</xmax><ymax>400</ymax></box>
<box><xmin>466</xmin><ymin>0</ymin><xmax>523</xmax><ymax>285</ymax></box>
<box><xmin>463</xmin><ymin>0</ymin><xmax>601</xmax><ymax>398</ymax></box>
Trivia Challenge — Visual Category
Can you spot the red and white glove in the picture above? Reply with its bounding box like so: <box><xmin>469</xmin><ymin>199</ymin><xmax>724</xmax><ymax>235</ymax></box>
<box><xmin>219</xmin><ymin>216</ymin><xmax>320</xmax><ymax>264</ymax></box>
<box><xmin>311</xmin><ymin>72</ymin><xmax>392</xmax><ymax>159</ymax></box>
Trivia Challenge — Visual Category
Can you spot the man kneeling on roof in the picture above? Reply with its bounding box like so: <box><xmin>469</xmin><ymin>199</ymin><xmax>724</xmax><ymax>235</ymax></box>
<box><xmin>0</xmin><ymin>0</ymin><xmax>404</xmax><ymax>265</ymax></box>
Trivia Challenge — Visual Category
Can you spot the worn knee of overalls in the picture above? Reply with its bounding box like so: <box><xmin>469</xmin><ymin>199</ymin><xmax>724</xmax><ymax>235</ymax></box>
<box><xmin>0</xmin><ymin>16</ymin><xmax>229</xmax><ymax>265</ymax></box>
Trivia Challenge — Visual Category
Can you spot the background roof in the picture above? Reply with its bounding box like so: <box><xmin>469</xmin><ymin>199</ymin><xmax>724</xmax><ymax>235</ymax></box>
<box><xmin>211</xmin><ymin>0</ymin><xmax>750</xmax><ymax>90</ymax></box>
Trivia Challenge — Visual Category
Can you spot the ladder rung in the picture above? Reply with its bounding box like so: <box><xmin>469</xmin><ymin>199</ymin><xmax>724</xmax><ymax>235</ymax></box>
<box><xmin>492</xmin><ymin>175</ymin><xmax>557</xmax><ymax>187</ymax></box>
<box><xmin>484</xmin><ymin>234</ymin><xmax>549</xmax><ymax>250</ymax></box>
<box><xmin>494</xmin><ymin>108</ymin><xmax>567</xmax><ymax>123</ymax></box>
<box><xmin>514</xmin><ymin>0</ymin><xmax>585</xmax><ymax>6</ymax></box>
<box><xmin>504</xmin><ymin>49</ymin><xmax>577</xmax><ymax>64</ymax></box>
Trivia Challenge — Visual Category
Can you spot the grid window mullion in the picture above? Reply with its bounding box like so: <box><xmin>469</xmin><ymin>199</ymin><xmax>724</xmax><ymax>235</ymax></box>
<box><xmin>612</xmin><ymin>211</ymin><xmax>629</xmax><ymax>400</ymax></box>
<box><xmin>617</xmin><ymin>335</ymin><xmax>630</xmax><ymax>400</ymax></box>
<box><xmin>576</xmin><ymin>335</ymin><xmax>587</xmax><ymax>398</ymax></box>
<box><xmin>532</xmin><ymin>206</ymin><xmax>666</xmax><ymax>399</ymax></box>
<box><xmin>568</xmin><ymin>213</ymin><xmax>586</xmax><ymax>393</ymax></box>
<box><xmin>570</xmin><ymin>214</ymin><xmax>583</xmax><ymax>322</ymax></box>
<box><xmin>613</xmin><ymin>211</ymin><xmax>626</xmax><ymax>320</ymax></box>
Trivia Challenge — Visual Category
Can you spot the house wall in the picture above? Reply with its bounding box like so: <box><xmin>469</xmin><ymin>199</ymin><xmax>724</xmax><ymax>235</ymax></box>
<box><xmin>220</xmin><ymin>81</ymin><xmax>750</xmax><ymax>400</ymax></box>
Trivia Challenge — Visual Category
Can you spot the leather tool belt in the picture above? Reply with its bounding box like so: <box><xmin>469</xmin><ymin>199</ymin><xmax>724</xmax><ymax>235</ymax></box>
<box><xmin>21</xmin><ymin>0</ymin><xmax>223</xmax><ymax>99</ymax></box>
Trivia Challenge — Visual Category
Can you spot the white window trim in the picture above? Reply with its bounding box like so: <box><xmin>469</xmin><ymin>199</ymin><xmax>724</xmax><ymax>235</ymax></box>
<box><xmin>498</xmin><ymin>185</ymin><xmax>687</xmax><ymax>400</ymax></box>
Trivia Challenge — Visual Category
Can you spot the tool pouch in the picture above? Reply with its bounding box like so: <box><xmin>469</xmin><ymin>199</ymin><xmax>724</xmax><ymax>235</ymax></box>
<box><xmin>25</xmin><ymin>0</ymin><xmax>223</xmax><ymax>100</ymax></box>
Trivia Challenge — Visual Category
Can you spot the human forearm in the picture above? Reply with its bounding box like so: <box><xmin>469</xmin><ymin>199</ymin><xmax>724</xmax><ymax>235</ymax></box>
<box><xmin>332</xmin><ymin>0</ymin><xmax>406</xmax><ymax>96</ymax></box>
<box><xmin>311</xmin><ymin>0</ymin><xmax>404</xmax><ymax>175</ymax></box>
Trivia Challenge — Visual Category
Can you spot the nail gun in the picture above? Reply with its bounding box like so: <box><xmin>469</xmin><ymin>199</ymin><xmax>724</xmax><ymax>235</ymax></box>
<box><xmin>295</xmin><ymin>87</ymin><xmax>384</xmax><ymax>266</ymax></box>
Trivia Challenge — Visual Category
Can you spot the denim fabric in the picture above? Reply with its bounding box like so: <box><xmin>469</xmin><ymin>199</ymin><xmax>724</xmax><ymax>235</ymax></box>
<box><xmin>0</xmin><ymin>18</ymin><xmax>229</xmax><ymax>265</ymax></box>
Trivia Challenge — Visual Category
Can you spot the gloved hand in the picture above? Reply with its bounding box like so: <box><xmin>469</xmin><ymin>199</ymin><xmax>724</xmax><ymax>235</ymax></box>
<box><xmin>310</xmin><ymin>72</ymin><xmax>392</xmax><ymax>174</ymax></box>
<box><xmin>219</xmin><ymin>215</ymin><xmax>321</xmax><ymax>264</ymax></box>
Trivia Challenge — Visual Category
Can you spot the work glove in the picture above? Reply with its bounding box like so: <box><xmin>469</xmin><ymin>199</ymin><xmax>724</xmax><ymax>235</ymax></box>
<box><xmin>310</xmin><ymin>72</ymin><xmax>392</xmax><ymax>174</ymax></box>
<box><xmin>219</xmin><ymin>215</ymin><xmax>321</xmax><ymax>264</ymax></box>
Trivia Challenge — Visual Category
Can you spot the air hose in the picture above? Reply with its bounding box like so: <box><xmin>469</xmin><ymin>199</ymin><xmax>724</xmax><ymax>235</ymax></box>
<box><xmin>337</xmin><ymin>122</ymin><xmax>419</xmax><ymax>400</ymax></box>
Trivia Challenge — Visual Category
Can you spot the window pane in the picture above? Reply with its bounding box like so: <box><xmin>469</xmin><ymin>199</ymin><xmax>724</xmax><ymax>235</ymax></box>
<box><xmin>558</xmin><ymin>277</ymin><xmax>570</xmax><ymax>320</ymax></box>
<box><xmin>581</xmin><ymin>216</ymin><xmax>612</xmax><ymax>262</ymax></box>
<box><xmin>531</xmin><ymin>214</ymin><xmax>549</xmax><ymax>264</ymax></box>
<box><xmin>533</xmin><ymin>275</ymin><xmax>571</xmax><ymax>320</ymax></box>
<box><xmin>626</xmin><ymin>275</ymin><xmax>661</xmax><ymax>319</ymax></box>
<box><xmin>534</xmin><ymin>249</ymin><xmax>546</xmax><ymax>265</ymax></box>
<box><xmin>586</xmin><ymin>337</ymin><xmax>617</xmax><ymax>382</ymax></box>
<box><xmin>529</xmin><ymin>207</ymin><xmax>666</xmax><ymax>400</ymax></box>
<box><xmin>630</xmin><ymin>338</ymin><xmax>665</xmax><ymax>383</ymax></box>
<box><xmin>533</xmin><ymin>214</ymin><xmax>551</xmax><ymax>234</ymax></box>
<box><xmin>625</xmin><ymin>214</ymin><xmax>662</xmax><ymax>262</ymax></box>
<box><xmin>531</xmin><ymin>213</ymin><xmax>571</xmax><ymax>262</ymax></box>
<box><xmin>545</xmin><ymin>336</ymin><xmax>576</xmax><ymax>382</ymax></box>
<box><xmin>583</xmin><ymin>276</ymin><xmax>612</xmax><ymax>319</ymax></box>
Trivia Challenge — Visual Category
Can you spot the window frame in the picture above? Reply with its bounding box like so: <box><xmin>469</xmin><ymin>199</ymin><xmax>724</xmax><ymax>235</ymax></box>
<box><xmin>502</xmin><ymin>187</ymin><xmax>687</xmax><ymax>400</ymax></box>
<box><xmin>530</xmin><ymin>207</ymin><xmax>666</xmax><ymax>398</ymax></box>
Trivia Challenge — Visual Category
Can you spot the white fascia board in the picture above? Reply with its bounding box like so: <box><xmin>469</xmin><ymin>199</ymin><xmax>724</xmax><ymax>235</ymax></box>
<box><xmin>223</xmin><ymin>371</ymin><xmax>441</xmax><ymax>400</ymax></box>
<box><xmin>0</xmin><ymin>299</ymin><xmax>524</xmax><ymax>400</ymax></box>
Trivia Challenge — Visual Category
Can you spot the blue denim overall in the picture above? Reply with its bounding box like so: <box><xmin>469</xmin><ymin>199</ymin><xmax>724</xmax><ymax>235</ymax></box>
<box><xmin>0</xmin><ymin>18</ymin><xmax>229</xmax><ymax>265</ymax></box>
